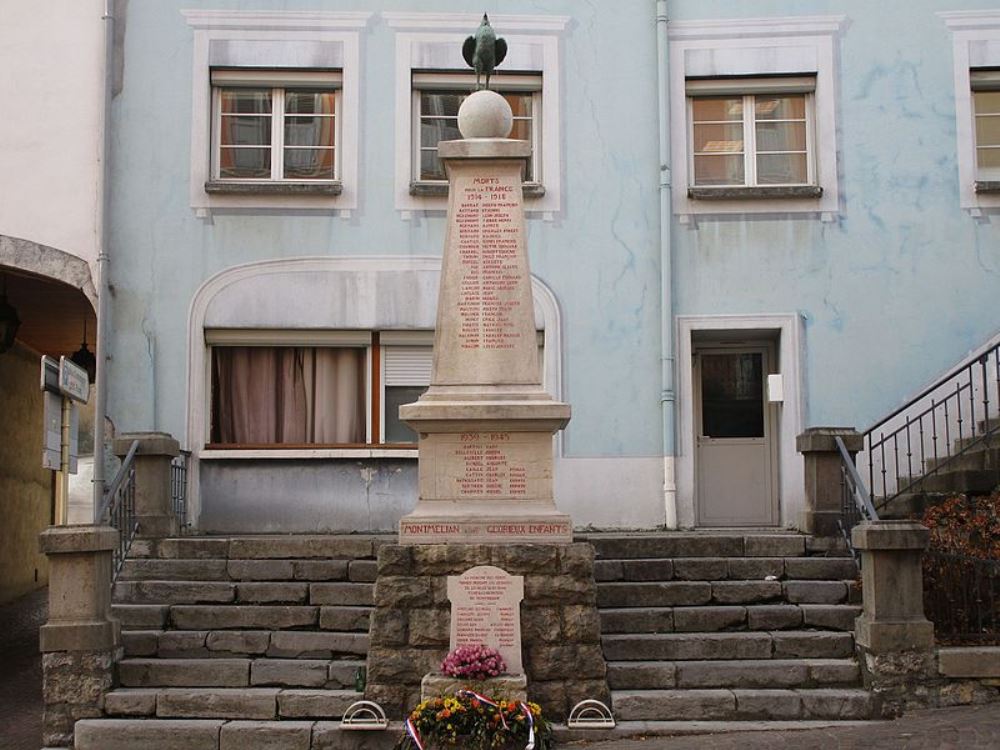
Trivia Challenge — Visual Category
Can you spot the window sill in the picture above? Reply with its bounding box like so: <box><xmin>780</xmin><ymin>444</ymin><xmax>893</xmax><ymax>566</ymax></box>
<box><xmin>204</xmin><ymin>180</ymin><xmax>343</xmax><ymax>196</ymax></box>
<box><xmin>974</xmin><ymin>180</ymin><xmax>1000</xmax><ymax>194</ymax></box>
<box><xmin>687</xmin><ymin>185</ymin><xmax>823</xmax><ymax>200</ymax></box>
<box><xmin>200</xmin><ymin>446</ymin><xmax>418</xmax><ymax>460</ymax></box>
<box><xmin>409</xmin><ymin>181</ymin><xmax>546</xmax><ymax>198</ymax></box>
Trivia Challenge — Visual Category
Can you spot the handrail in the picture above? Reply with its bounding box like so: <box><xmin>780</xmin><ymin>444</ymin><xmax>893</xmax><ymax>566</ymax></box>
<box><xmin>102</xmin><ymin>439</ymin><xmax>140</xmax><ymax>583</ymax></box>
<box><xmin>836</xmin><ymin>436</ymin><xmax>879</xmax><ymax>522</ymax></box>
<box><xmin>99</xmin><ymin>439</ymin><xmax>139</xmax><ymax>524</ymax></box>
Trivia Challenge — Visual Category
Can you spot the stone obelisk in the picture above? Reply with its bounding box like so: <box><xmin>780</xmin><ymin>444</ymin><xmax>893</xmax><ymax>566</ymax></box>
<box><xmin>399</xmin><ymin>91</ymin><xmax>572</xmax><ymax>545</ymax></box>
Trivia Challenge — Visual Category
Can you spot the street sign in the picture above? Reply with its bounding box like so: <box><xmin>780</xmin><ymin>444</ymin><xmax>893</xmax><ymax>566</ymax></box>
<box><xmin>59</xmin><ymin>356</ymin><xmax>90</xmax><ymax>403</ymax></box>
<box><xmin>40</xmin><ymin>355</ymin><xmax>60</xmax><ymax>393</ymax></box>
<box><xmin>42</xmin><ymin>392</ymin><xmax>78</xmax><ymax>473</ymax></box>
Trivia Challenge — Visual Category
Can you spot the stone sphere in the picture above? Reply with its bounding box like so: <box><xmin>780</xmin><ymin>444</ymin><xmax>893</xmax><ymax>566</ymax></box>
<box><xmin>457</xmin><ymin>90</ymin><xmax>513</xmax><ymax>139</ymax></box>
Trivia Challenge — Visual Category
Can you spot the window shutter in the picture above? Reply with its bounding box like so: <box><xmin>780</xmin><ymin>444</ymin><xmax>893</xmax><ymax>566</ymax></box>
<box><xmin>686</xmin><ymin>75</ymin><xmax>816</xmax><ymax>96</ymax></box>
<box><xmin>384</xmin><ymin>346</ymin><xmax>433</xmax><ymax>386</ymax></box>
<box><xmin>972</xmin><ymin>69</ymin><xmax>1000</xmax><ymax>91</ymax></box>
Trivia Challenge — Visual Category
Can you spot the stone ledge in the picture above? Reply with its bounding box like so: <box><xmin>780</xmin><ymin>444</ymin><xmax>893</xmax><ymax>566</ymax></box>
<box><xmin>40</xmin><ymin>525</ymin><xmax>118</xmax><ymax>555</ymax></box>
<box><xmin>204</xmin><ymin>180</ymin><xmax>342</xmax><ymax>196</ymax></box>
<box><xmin>688</xmin><ymin>185</ymin><xmax>823</xmax><ymax>200</ymax></box>
<box><xmin>113</xmin><ymin>432</ymin><xmax>180</xmax><ymax>458</ymax></box>
<box><xmin>852</xmin><ymin>521</ymin><xmax>929</xmax><ymax>551</ymax></box>
<box><xmin>409</xmin><ymin>180</ymin><xmax>546</xmax><ymax>198</ymax></box>
<box><xmin>421</xmin><ymin>673</ymin><xmax>527</xmax><ymax>702</ymax></box>
<box><xmin>438</xmin><ymin>138</ymin><xmax>531</xmax><ymax>161</ymax></box>
<box><xmin>939</xmin><ymin>646</ymin><xmax>1000</xmax><ymax>678</ymax></box>
<box><xmin>974</xmin><ymin>180</ymin><xmax>1000</xmax><ymax>194</ymax></box>
<box><xmin>796</xmin><ymin>427</ymin><xmax>863</xmax><ymax>453</ymax></box>
<box><xmin>41</xmin><ymin>621</ymin><xmax>119</xmax><ymax>652</ymax></box>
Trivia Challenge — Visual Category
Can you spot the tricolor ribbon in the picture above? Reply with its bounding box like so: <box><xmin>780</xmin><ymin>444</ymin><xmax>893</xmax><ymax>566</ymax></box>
<box><xmin>457</xmin><ymin>689</ymin><xmax>510</xmax><ymax>729</ymax></box>
<box><xmin>519</xmin><ymin>702</ymin><xmax>536</xmax><ymax>750</ymax></box>
<box><xmin>404</xmin><ymin>717</ymin><xmax>425</xmax><ymax>750</ymax></box>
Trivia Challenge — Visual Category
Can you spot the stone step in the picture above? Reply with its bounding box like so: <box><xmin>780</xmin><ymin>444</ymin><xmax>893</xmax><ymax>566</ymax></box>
<box><xmin>924</xmin><ymin>446</ymin><xmax>1000</xmax><ymax>473</ymax></box>
<box><xmin>602</xmin><ymin>631</ymin><xmax>854</xmax><ymax>661</ymax></box>
<box><xmin>118</xmin><ymin>557</ymin><xmax>379</xmax><ymax>583</ymax></box>
<box><xmin>611</xmin><ymin>687</ymin><xmax>873</xmax><ymax>721</ymax></box>
<box><xmin>599</xmin><ymin>604</ymin><xmax>861</xmax><ymax>633</ymax></box>
<box><xmin>102</xmin><ymin>686</ymin><xmax>358</xmax><ymax>720</ymax></box>
<box><xmin>918</xmin><ymin>468</ymin><xmax>999</xmax><ymax>494</ymax></box>
<box><xmin>128</xmin><ymin>534</ymin><xmax>390</xmax><ymax>561</ymax></box>
<box><xmin>607</xmin><ymin>658</ymin><xmax>860</xmax><ymax>690</ymax></box>
<box><xmin>597</xmin><ymin>579</ymin><xmax>855</xmax><ymax>608</ymax></box>
<box><xmin>114</xmin><ymin>581</ymin><xmax>374</xmax><ymax>606</ymax></box>
<box><xmin>594</xmin><ymin>556</ymin><xmax>857</xmax><ymax>583</ymax></box>
<box><xmin>586</xmin><ymin>533</ymin><xmax>807</xmax><ymax>560</ymax></box>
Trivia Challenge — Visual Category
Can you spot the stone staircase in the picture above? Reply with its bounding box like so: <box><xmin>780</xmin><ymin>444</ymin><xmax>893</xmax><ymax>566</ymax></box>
<box><xmin>589</xmin><ymin>532</ymin><xmax>873</xmax><ymax>723</ymax></box>
<box><xmin>74</xmin><ymin>534</ymin><xmax>392</xmax><ymax>750</ymax></box>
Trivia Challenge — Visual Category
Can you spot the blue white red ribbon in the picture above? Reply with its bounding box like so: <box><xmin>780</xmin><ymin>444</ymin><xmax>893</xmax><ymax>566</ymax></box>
<box><xmin>404</xmin><ymin>717</ymin><xmax>425</xmax><ymax>750</ymax></box>
<box><xmin>457</xmin><ymin>689</ymin><xmax>509</xmax><ymax>729</ymax></box>
<box><xmin>519</xmin><ymin>702</ymin><xmax>535</xmax><ymax>750</ymax></box>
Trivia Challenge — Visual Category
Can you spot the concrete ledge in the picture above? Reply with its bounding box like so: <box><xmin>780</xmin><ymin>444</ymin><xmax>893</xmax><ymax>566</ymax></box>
<box><xmin>852</xmin><ymin>521</ymin><xmax>929</xmax><ymax>551</ymax></box>
<box><xmin>796</xmin><ymin>427</ymin><xmax>863</xmax><ymax>453</ymax></box>
<box><xmin>204</xmin><ymin>180</ymin><xmax>342</xmax><ymax>196</ymax></box>
<box><xmin>939</xmin><ymin>646</ymin><xmax>1000</xmax><ymax>678</ymax></box>
<box><xmin>39</xmin><ymin>525</ymin><xmax>118</xmax><ymax>555</ymax></box>
<box><xmin>688</xmin><ymin>185</ymin><xmax>823</xmax><ymax>200</ymax></box>
<box><xmin>114</xmin><ymin>432</ymin><xmax>180</xmax><ymax>458</ymax></box>
<box><xmin>855</xmin><ymin>617</ymin><xmax>935</xmax><ymax>652</ymax></box>
<box><xmin>438</xmin><ymin>138</ymin><xmax>531</xmax><ymax>160</ymax></box>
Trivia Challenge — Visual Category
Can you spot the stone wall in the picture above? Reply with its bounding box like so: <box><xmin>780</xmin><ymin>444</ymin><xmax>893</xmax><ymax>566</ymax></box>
<box><xmin>42</xmin><ymin>649</ymin><xmax>117</xmax><ymax>747</ymax></box>
<box><xmin>365</xmin><ymin>543</ymin><xmax>609</xmax><ymax>720</ymax></box>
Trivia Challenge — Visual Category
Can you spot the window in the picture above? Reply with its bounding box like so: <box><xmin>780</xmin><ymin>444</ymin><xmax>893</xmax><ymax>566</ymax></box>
<box><xmin>410</xmin><ymin>73</ymin><xmax>542</xmax><ymax>196</ymax></box>
<box><xmin>686</xmin><ymin>77</ymin><xmax>819</xmax><ymax>197</ymax></box>
<box><xmin>973</xmin><ymin>70</ymin><xmax>1000</xmax><ymax>189</ymax></box>
<box><xmin>206</xmin><ymin>331</ymin><xmax>432</xmax><ymax>447</ymax></box>
<box><xmin>207</xmin><ymin>70</ymin><xmax>342</xmax><ymax>193</ymax></box>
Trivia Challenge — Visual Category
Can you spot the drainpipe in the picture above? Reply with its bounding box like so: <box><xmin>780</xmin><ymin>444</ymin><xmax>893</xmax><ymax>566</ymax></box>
<box><xmin>92</xmin><ymin>0</ymin><xmax>115</xmax><ymax>521</ymax></box>
<box><xmin>656</xmin><ymin>0</ymin><xmax>677</xmax><ymax>528</ymax></box>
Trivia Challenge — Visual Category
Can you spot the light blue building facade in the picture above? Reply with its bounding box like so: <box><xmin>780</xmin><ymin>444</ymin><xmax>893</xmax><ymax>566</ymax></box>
<box><xmin>104</xmin><ymin>1</ymin><xmax>1000</xmax><ymax>533</ymax></box>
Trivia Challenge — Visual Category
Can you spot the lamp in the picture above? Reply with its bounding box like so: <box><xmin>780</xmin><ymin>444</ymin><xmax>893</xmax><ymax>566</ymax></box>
<box><xmin>0</xmin><ymin>273</ymin><xmax>20</xmax><ymax>354</ymax></box>
<box><xmin>71</xmin><ymin>318</ymin><xmax>97</xmax><ymax>383</ymax></box>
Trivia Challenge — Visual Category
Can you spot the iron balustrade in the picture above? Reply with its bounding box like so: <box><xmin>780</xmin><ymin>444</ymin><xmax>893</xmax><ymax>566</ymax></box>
<box><xmin>836</xmin><ymin>435</ymin><xmax>879</xmax><ymax>557</ymax></box>
<box><xmin>171</xmin><ymin>450</ymin><xmax>190</xmax><ymax>533</ymax></box>
<box><xmin>857</xmin><ymin>341</ymin><xmax>1000</xmax><ymax>513</ymax></box>
<box><xmin>923</xmin><ymin>550</ymin><xmax>1000</xmax><ymax>643</ymax></box>
<box><xmin>101</xmin><ymin>439</ymin><xmax>139</xmax><ymax>582</ymax></box>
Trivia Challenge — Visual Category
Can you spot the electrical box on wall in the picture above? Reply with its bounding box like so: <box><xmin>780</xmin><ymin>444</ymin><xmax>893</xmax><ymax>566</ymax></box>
<box><xmin>767</xmin><ymin>374</ymin><xmax>784</xmax><ymax>403</ymax></box>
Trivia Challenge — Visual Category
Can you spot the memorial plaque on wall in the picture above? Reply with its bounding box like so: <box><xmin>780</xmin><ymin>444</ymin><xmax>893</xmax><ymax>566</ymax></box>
<box><xmin>447</xmin><ymin>565</ymin><xmax>524</xmax><ymax>675</ymax></box>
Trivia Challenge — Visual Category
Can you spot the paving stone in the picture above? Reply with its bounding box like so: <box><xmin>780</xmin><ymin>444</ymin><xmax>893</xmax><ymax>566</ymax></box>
<box><xmin>728</xmin><ymin>557</ymin><xmax>785</xmax><ymax>580</ymax></box>
<box><xmin>229</xmin><ymin>536</ymin><xmax>375</xmax><ymax>560</ymax></box>
<box><xmin>311</xmin><ymin>583</ymin><xmax>374</xmax><ymax>606</ymax></box>
<box><xmin>327</xmin><ymin>660</ymin><xmax>367</xmax><ymax>689</ymax></box>
<box><xmin>122</xmin><ymin>630</ymin><xmax>160</xmax><ymax>657</ymax></box>
<box><xmin>599</xmin><ymin>608</ymin><xmax>673</xmax><ymax>634</ymax></box>
<box><xmin>206</xmin><ymin>630</ymin><xmax>271</xmax><ymax>656</ymax></box>
<box><xmin>606</xmin><ymin>661</ymin><xmax>676</xmax><ymax>690</ymax></box>
<box><xmin>74</xmin><ymin>719</ymin><xmax>225</xmax><ymax>749</ymax></box>
<box><xmin>602</xmin><ymin>633</ymin><xmax>772</xmax><ymax>661</ymax></box>
<box><xmin>348</xmin><ymin>560</ymin><xmax>378</xmax><ymax>582</ymax></box>
<box><xmin>157</xmin><ymin>630</ymin><xmax>209</xmax><ymax>657</ymax></box>
<box><xmin>115</xmin><ymin>581</ymin><xmax>235</xmax><ymax>605</ymax></box>
<box><xmin>672</xmin><ymin>558</ymin><xmax>728</xmax><ymax>581</ymax></box>
<box><xmin>120</xmin><ymin>559</ymin><xmax>229</xmax><ymax>581</ymax></box>
<box><xmin>220</xmin><ymin>721</ymin><xmax>313</xmax><ymax>750</ymax></box>
<box><xmin>676</xmin><ymin>660</ymin><xmax>809</xmax><ymax>689</ymax></box>
<box><xmin>597</xmin><ymin>582</ymin><xmax>712</xmax><ymax>608</ymax></box>
<box><xmin>672</xmin><ymin>606</ymin><xmax>746</xmax><ymax>632</ymax></box>
<box><xmin>237</xmin><ymin>583</ymin><xmax>309</xmax><ymax>604</ymax></box>
<box><xmin>784</xmin><ymin>558</ymin><xmax>858</xmax><ymax>580</ymax></box>
<box><xmin>734</xmin><ymin>689</ymin><xmax>802</xmax><ymax>719</ymax></box>
<box><xmin>621</xmin><ymin>559</ymin><xmax>676</xmax><ymax>581</ymax></box>
<box><xmin>798</xmin><ymin>688</ymin><xmax>872</xmax><ymax>719</ymax></box>
<box><xmin>251</xmin><ymin>659</ymin><xmax>330</xmax><ymax>688</ymax></box>
<box><xmin>112</xmin><ymin>604</ymin><xmax>169</xmax><ymax>629</ymax></box>
<box><xmin>612</xmin><ymin>689</ymin><xmax>735</xmax><ymax>721</ymax></box>
<box><xmin>712</xmin><ymin>581</ymin><xmax>783</xmax><ymax>604</ymax></box>
<box><xmin>267</xmin><ymin>632</ymin><xmax>369</xmax><ymax>658</ymax></box>
<box><xmin>227</xmin><ymin>560</ymin><xmax>295</xmax><ymax>581</ymax></box>
<box><xmin>744</xmin><ymin>536</ymin><xmax>805</xmax><ymax>557</ymax></box>
<box><xmin>771</xmin><ymin>632</ymin><xmax>854</xmax><ymax>659</ymax></box>
<box><xmin>747</xmin><ymin>605</ymin><xmax>803</xmax><ymax>630</ymax></box>
<box><xmin>277</xmin><ymin>689</ymin><xmax>356</xmax><ymax>718</ymax></box>
<box><xmin>170</xmin><ymin>605</ymin><xmax>318</xmax><ymax>630</ymax></box>
<box><xmin>103</xmin><ymin>689</ymin><xmax>158</xmax><ymax>716</ymax></box>
<box><xmin>119</xmin><ymin>658</ymin><xmax>249</xmax><ymax>688</ymax></box>
<box><xmin>783</xmin><ymin>581</ymin><xmax>847</xmax><ymax>604</ymax></box>
<box><xmin>319</xmin><ymin>606</ymin><xmax>371</xmax><ymax>631</ymax></box>
<box><xmin>800</xmin><ymin>604</ymin><xmax>861</xmax><ymax>631</ymax></box>
<box><xmin>156</xmin><ymin>688</ymin><xmax>279</xmax><ymax>719</ymax></box>
<box><xmin>292</xmin><ymin>560</ymin><xmax>349</xmax><ymax>581</ymax></box>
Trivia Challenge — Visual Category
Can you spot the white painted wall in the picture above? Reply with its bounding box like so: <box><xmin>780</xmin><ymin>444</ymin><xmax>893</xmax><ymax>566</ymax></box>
<box><xmin>0</xmin><ymin>0</ymin><xmax>104</xmax><ymax>263</ymax></box>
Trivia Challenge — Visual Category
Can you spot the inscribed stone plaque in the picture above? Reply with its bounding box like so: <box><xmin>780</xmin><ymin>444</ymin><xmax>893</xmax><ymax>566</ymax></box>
<box><xmin>447</xmin><ymin>565</ymin><xmax>524</xmax><ymax>675</ymax></box>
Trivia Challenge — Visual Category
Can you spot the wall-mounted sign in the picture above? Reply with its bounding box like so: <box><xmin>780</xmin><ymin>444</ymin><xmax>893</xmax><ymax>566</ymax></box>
<box><xmin>58</xmin><ymin>356</ymin><xmax>90</xmax><ymax>403</ymax></box>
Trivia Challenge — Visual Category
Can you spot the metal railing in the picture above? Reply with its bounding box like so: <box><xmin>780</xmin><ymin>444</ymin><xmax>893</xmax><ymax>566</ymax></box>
<box><xmin>171</xmin><ymin>450</ymin><xmax>190</xmax><ymax>533</ymax></box>
<box><xmin>101</xmin><ymin>439</ymin><xmax>139</xmax><ymax>582</ymax></box>
<box><xmin>859</xmin><ymin>341</ymin><xmax>1000</xmax><ymax>512</ymax></box>
<box><xmin>836</xmin><ymin>436</ymin><xmax>879</xmax><ymax>557</ymax></box>
<box><xmin>923</xmin><ymin>550</ymin><xmax>1000</xmax><ymax>643</ymax></box>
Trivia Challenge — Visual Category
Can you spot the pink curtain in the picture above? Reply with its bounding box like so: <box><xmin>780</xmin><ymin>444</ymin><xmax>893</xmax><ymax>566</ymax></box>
<box><xmin>212</xmin><ymin>347</ymin><xmax>365</xmax><ymax>444</ymax></box>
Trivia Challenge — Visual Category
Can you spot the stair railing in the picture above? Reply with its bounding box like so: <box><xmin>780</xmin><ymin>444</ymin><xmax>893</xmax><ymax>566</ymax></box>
<box><xmin>859</xmin><ymin>339</ymin><xmax>1000</xmax><ymax>513</ymax></box>
<box><xmin>171</xmin><ymin>449</ymin><xmax>191</xmax><ymax>533</ymax></box>
<box><xmin>100</xmin><ymin>438</ymin><xmax>139</xmax><ymax>582</ymax></box>
<box><xmin>835</xmin><ymin>435</ymin><xmax>879</xmax><ymax>557</ymax></box>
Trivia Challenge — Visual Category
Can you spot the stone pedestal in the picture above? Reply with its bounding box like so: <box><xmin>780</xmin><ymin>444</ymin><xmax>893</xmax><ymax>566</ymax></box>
<box><xmin>399</xmin><ymin>96</ymin><xmax>571</xmax><ymax>545</ymax></box>
<box><xmin>421</xmin><ymin>673</ymin><xmax>528</xmax><ymax>703</ymax></box>
<box><xmin>113</xmin><ymin>431</ymin><xmax>179</xmax><ymax>538</ymax></box>
<box><xmin>797</xmin><ymin>427</ymin><xmax>863</xmax><ymax>536</ymax></box>
<box><xmin>39</xmin><ymin>525</ymin><xmax>121</xmax><ymax>747</ymax></box>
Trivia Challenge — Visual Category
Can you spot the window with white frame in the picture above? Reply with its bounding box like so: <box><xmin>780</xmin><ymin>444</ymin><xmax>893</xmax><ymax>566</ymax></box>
<box><xmin>973</xmin><ymin>70</ymin><xmax>1000</xmax><ymax>186</ymax></box>
<box><xmin>411</xmin><ymin>72</ymin><xmax>542</xmax><ymax>195</ymax></box>
<box><xmin>687</xmin><ymin>77</ymin><xmax>818</xmax><ymax>195</ymax></box>
<box><xmin>208</xmin><ymin>70</ymin><xmax>342</xmax><ymax>192</ymax></box>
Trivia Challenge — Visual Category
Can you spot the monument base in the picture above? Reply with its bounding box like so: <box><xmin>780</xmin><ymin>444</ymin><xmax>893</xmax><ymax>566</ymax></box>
<box><xmin>400</xmin><ymin>509</ymin><xmax>572</xmax><ymax>545</ymax></box>
<box><xmin>421</xmin><ymin>673</ymin><xmax>528</xmax><ymax>703</ymax></box>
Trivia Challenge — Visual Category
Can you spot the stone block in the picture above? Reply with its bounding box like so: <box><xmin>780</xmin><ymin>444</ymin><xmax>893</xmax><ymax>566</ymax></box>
<box><xmin>294</xmin><ymin>560</ymin><xmax>350</xmax><ymax>581</ymax></box>
<box><xmin>526</xmin><ymin>680</ymin><xmax>567</xmax><ymax>717</ymax></box>
<box><xmin>320</xmin><ymin>606</ymin><xmax>371</xmax><ymax>632</ymax></box>
<box><xmin>122</xmin><ymin>630</ymin><xmax>160</xmax><ymax>657</ymax></box>
<box><xmin>74</xmin><ymin>719</ymin><xmax>225</xmax><ymax>750</ymax></box>
<box><xmin>806</xmin><ymin>659</ymin><xmax>860</xmax><ymax>685</ymax></box>
<box><xmin>525</xmin><ymin>574</ymin><xmax>594</xmax><ymax>604</ymax></box>
<box><xmin>557</xmin><ymin>544</ymin><xmax>595</xmax><ymax>578</ymax></box>
<box><xmin>602</xmin><ymin>632</ymin><xmax>772</xmax><ymax>661</ymax></box>
<box><xmin>40</xmin><ymin>525</ymin><xmax>118</xmax><ymax>555</ymax></box>
<box><xmin>746</xmin><ymin>605</ymin><xmax>802</xmax><ymax>630</ymax></box>
<box><xmin>672</xmin><ymin>558</ymin><xmax>726</xmax><ymax>581</ymax></box>
<box><xmin>157</xmin><ymin>630</ymin><xmax>209</xmax><ymax>657</ymax></box>
<box><xmin>564</xmin><ymin>678</ymin><xmax>613</xmax><ymax>713</ymax></box>
<box><xmin>801</xmin><ymin>604</ymin><xmax>861</xmax><ymax>631</ymax></box>
<box><xmin>783</xmin><ymin>580</ymin><xmax>846</xmax><ymax>604</ymax></box>
<box><xmin>733</xmin><ymin>689</ymin><xmax>801</xmax><ymax>719</ymax></box>
<box><xmin>677</xmin><ymin>660</ymin><xmax>808</xmax><ymax>689</ymax></box>
<box><xmin>520</xmin><ymin>606</ymin><xmax>562</xmax><ymax>644</ymax></box>
<box><xmin>312</xmin><ymin>721</ymin><xmax>399</xmax><ymax>750</ymax></box>
<box><xmin>938</xmin><ymin>646</ymin><xmax>1000</xmax><ymax>678</ymax></box>
<box><xmin>606</xmin><ymin>661</ymin><xmax>676</xmax><ymax>690</ymax></box>
<box><xmin>206</xmin><ymin>630</ymin><xmax>271</xmax><ymax>656</ymax></box>
<box><xmin>348</xmin><ymin>559</ymin><xmax>378</xmax><ymax>582</ymax></box>
<box><xmin>43</xmin><ymin>650</ymin><xmax>115</xmax><ymax>705</ymax></box>
<box><xmin>369</xmin><ymin>608</ymin><xmax>408</xmax><ymax>646</ymax></box>
<box><xmin>745</xmin><ymin>536</ymin><xmax>805</xmax><ymax>557</ymax></box>
<box><xmin>156</xmin><ymin>688</ymin><xmax>278</xmax><ymax>719</ymax></box>
<box><xmin>220</xmin><ymin>721</ymin><xmax>314</xmax><ymax>750</ymax></box>
<box><xmin>277</xmin><ymin>689</ymin><xmax>355</xmax><ymax>718</ymax></box>
<box><xmin>592</xmin><ymin>560</ymin><xmax>622</xmax><ymax>581</ymax></box>
<box><xmin>158</xmin><ymin>538</ymin><xmax>229</xmax><ymax>559</ymax></box>
<box><xmin>373</xmin><ymin>577</ymin><xmax>432</xmax><ymax>608</ymax></box>
<box><xmin>311</xmin><ymin>583</ymin><xmax>374</xmax><ymax>607</ymax></box>
<box><xmin>854</xmin><ymin>617</ymin><xmax>935</xmax><ymax>652</ymax></box>
<box><xmin>852</xmin><ymin>521</ymin><xmax>929</xmax><ymax>551</ymax></box>
<box><xmin>237</xmin><ymin>583</ymin><xmax>309</xmax><ymax>604</ymax></box>
<box><xmin>799</xmin><ymin>688</ymin><xmax>872</xmax><ymax>719</ymax></box>
<box><xmin>267</xmin><ymin>632</ymin><xmax>369</xmax><ymax>658</ymax></box>
<box><xmin>772</xmin><ymin>632</ymin><xmax>854</xmax><ymax>659</ymax></box>
<box><xmin>421</xmin><ymin>673</ymin><xmax>527</xmax><ymax>702</ymax></box>
<box><xmin>712</xmin><ymin>580</ymin><xmax>783</xmax><ymax>604</ymax></box>
<box><xmin>527</xmin><ymin>644</ymin><xmax>605</xmax><ymax>680</ymax></box>
<box><xmin>375</xmin><ymin>545</ymin><xmax>413</xmax><ymax>576</ymax></box>
<box><xmin>251</xmin><ymin>659</ymin><xmax>330</xmax><ymax>688</ymax></box>
<box><xmin>103</xmin><ymin>689</ymin><xmax>158</xmax><ymax>716</ymax></box>
<box><xmin>119</xmin><ymin>658</ymin><xmax>250</xmax><ymax>688</ymax></box>
<box><xmin>561</xmin><ymin>605</ymin><xmax>602</xmax><ymax>643</ymax></box>
<box><xmin>492</xmin><ymin>544</ymin><xmax>558</xmax><ymax>574</ymax></box>
<box><xmin>170</xmin><ymin>605</ymin><xmax>318</xmax><ymax>630</ymax></box>
<box><xmin>113</xmin><ymin>604</ymin><xmax>169</xmax><ymax>629</ymax></box>
<box><xmin>228</xmin><ymin>560</ymin><xmax>295</xmax><ymax>581</ymax></box>
<box><xmin>597</xmin><ymin>582</ymin><xmax>711</xmax><ymax>608</ymax></box>
<box><xmin>612</xmin><ymin>689</ymin><xmax>734</xmax><ymax>721</ymax></box>
<box><xmin>784</xmin><ymin>557</ymin><xmax>858</xmax><ymax>580</ymax></box>
<box><xmin>672</xmin><ymin>606</ymin><xmax>746</xmax><ymax>632</ymax></box>
<box><xmin>410</xmin><ymin>544</ymin><xmax>492</xmax><ymax>574</ymax></box>
<box><xmin>327</xmin><ymin>660</ymin><xmax>366</xmax><ymax>689</ymax></box>
<box><xmin>408</xmin><ymin>608</ymin><xmax>450</xmax><ymax>646</ymax></box>
<box><xmin>728</xmin><ymin>558</ymin><xmax>784</xmax><ymax>580</ymax></box>
<box><xmin>229</xmin><ymin>536</ymin><xmax>375</xmax><ymax>560</ymax></box>
<box><xmin>116</xmin><ymin>581</ymin><xmax>235</xmax><ymax>605</ymax></box>
<box><xmin>121</xmin><ymin>559</ymin><xmax>228</xmax><ymax>581</ymax></box>
<box><xmin>599</xmin><ymin>607</ymin><xmax>672</xmax><ymax>634</ymax></box>
<box><xmin>796</xmin><ymin>427</ymin><xmax>863</xmax><ymax>453</ymax></box>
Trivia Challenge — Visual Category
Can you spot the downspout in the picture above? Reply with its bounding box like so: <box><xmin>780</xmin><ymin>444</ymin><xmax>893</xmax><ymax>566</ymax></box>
<box><xmin>92</xmin><ymin>0</ymin><xmax>115</xmax><ymax>521</ymax></box>
<box><xmin>656</xmin><ymin>0</ymin><xmax>677</xmax><ymax>528</ymax></box>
